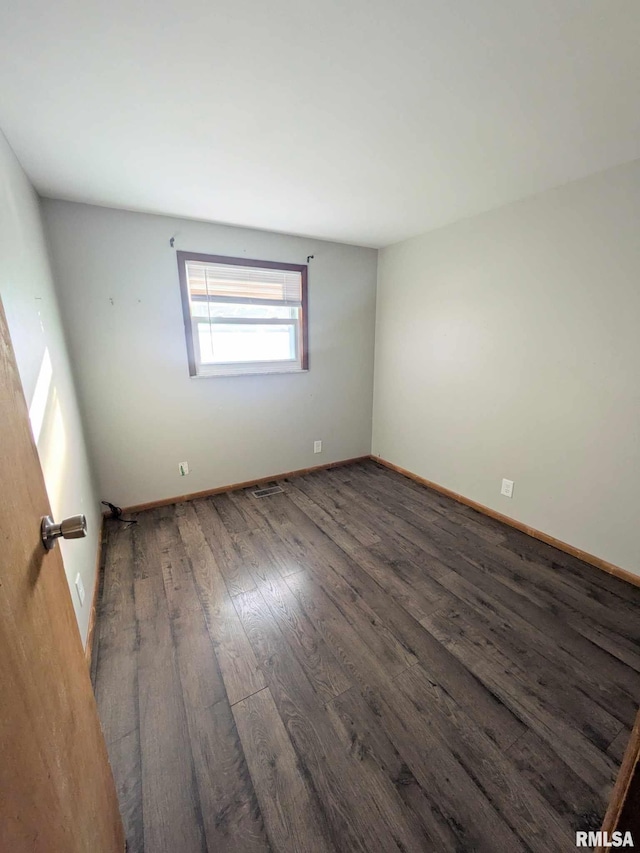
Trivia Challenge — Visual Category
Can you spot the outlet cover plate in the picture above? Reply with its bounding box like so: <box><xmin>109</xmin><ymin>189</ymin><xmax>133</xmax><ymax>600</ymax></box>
<box><xmin>75</xmin><ymin>573</ymin><xmax>86</xmax><ymax>606</ymax></box>
<box><xmin>501</xmin><ymin>478</ymin><xmax>514</xmax><ymax>498</ymax></box>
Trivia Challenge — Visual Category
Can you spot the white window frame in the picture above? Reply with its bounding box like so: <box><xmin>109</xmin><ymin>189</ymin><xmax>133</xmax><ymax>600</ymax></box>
<box><xmin>177</xmin><ymin>252</ymin><xmax>309</xmax><ymax>378</ymax></box>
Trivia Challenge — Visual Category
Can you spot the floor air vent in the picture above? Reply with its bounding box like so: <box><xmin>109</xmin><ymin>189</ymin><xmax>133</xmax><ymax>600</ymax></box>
<box><xmin>252</xmin><ymin>485</ymin><xmax>284</xmax><ymax>498</ymax></box>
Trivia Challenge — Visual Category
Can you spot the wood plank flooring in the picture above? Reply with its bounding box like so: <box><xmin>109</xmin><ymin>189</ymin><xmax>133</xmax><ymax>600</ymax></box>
<box><xmin>91</xmin><ymin>460</ymin><xmax>640</xmax><ymax>852</ymax></box>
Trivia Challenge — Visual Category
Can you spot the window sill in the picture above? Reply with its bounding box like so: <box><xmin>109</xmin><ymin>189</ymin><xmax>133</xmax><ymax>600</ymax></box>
<box><xmin>190</xmin><ymin>368</ymin><xmax>309</xmax><ymax>379</ymax></box>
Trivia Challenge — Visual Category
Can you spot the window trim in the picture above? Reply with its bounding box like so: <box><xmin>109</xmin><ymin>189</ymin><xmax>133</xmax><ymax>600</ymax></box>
<box><xmin>177</xmin><ymin>251</ymin><xmax>309</xmax><ymax>377</ymax></box>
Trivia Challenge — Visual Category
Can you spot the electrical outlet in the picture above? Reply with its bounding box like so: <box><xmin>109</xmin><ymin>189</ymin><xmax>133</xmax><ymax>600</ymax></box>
<box><xmin>179</xmin><ymin>461</ymin><xmax>189</xmax><ymax>476</ymax></box>
<box><xmin>75</xmin><ymin>574</ymin><xmax>86</xmax><ymax>606</ymax></box>
<box><xmin>501</xmin><ymin>478</ymin><xmax>514</xmax><ymax>498</ymax></box>
<box><xmin>314</xmin><ymin>440</ymin><xmax>322</xmax><ymax>454</ymax></box>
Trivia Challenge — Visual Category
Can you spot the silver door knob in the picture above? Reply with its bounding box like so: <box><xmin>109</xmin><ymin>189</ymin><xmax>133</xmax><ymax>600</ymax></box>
<box><xmin>41</xmin><ymin>514</ymin><xmax>87</xmax><ymax>551</ymax></box>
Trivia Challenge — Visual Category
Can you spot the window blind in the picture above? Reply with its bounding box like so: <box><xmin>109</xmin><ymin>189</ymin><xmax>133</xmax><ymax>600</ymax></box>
<box><xmin>185</xmin><ymin>260</ymin><xmax>302</xmax><ymax>305</ymax></box>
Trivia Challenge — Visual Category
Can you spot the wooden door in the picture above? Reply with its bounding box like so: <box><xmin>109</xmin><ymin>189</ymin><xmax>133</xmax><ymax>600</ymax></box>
<box><xmin>0</xmin><ymin>298</ymin><xmax>124</xmax><ymax>852</ymax></box>
<box><xmin>597</xmin><ymin>710</ymin><xmax>640</xmax><ymax>852</ymax></box>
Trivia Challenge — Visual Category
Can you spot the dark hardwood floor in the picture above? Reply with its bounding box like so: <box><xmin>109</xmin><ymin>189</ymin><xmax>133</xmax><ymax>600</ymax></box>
<box><xmin>91</xmin><ymin>460</ymin><xmax>640</xmax><ymax>852</ymax></box>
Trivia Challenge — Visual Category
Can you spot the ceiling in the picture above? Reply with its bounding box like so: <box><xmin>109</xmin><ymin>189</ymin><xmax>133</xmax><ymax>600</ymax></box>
<box><xmin>1</xmin><ymin>0</ymin><xmax>639</xmax><ymax>247</ymax></box>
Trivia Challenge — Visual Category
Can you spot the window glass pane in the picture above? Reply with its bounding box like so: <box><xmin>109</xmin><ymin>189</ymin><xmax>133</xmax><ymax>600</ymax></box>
<box><xmin>191</xmin><ymin>301</ymin><xmax>297</xmax><ymax>320</ymax></box>
<box><xmin>198</xmin><ymin>323</ymin><xmax>297</xmax><ymax>364</ymax></box>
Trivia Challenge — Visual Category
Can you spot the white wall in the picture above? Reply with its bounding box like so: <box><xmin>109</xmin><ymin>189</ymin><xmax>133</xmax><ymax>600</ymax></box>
<box><xmin>43</xmin><ymin>201</ymin><xmax>378</xmax><ymax>508</ymax></box>
<box><xmin>373</xmin><ymin>159</ymin><xmax>640</xmax><ymax>577</ymax></box>
<box><xmin>0</xmin><ymin>132</ymin><xmax>101</xmax><ymax>643</ymax></box>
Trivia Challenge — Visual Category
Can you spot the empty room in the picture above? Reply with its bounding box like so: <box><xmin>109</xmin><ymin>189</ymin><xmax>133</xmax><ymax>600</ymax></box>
<box><xmin>1</xmin><ymin>1</ymin><xmax>640</xmax><ymax>851</ymax></box>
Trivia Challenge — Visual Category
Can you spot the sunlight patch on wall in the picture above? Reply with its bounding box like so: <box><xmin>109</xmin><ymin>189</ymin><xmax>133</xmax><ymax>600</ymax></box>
<box><xmin>37</xmin><ymin>387</ymin><xmax>68</xmax><ymax>519</ymax></box>
<box><xmin>28</xmin><ymin>347</ymin><xmax>52</xmax><ymax>444</ymax></box>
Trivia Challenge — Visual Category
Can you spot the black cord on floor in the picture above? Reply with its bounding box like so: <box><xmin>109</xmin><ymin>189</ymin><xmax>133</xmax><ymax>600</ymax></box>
<box><xmin>101</xmin><ymin>500</ymin><xmax>138</xmax><ymax>525</ymax></box>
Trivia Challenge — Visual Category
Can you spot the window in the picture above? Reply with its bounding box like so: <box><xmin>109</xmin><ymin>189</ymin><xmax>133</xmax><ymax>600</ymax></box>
<box><xmin>177</xmin><ymin>252</ymin><xmax>308</xmax><ymax>377</ymax></box>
